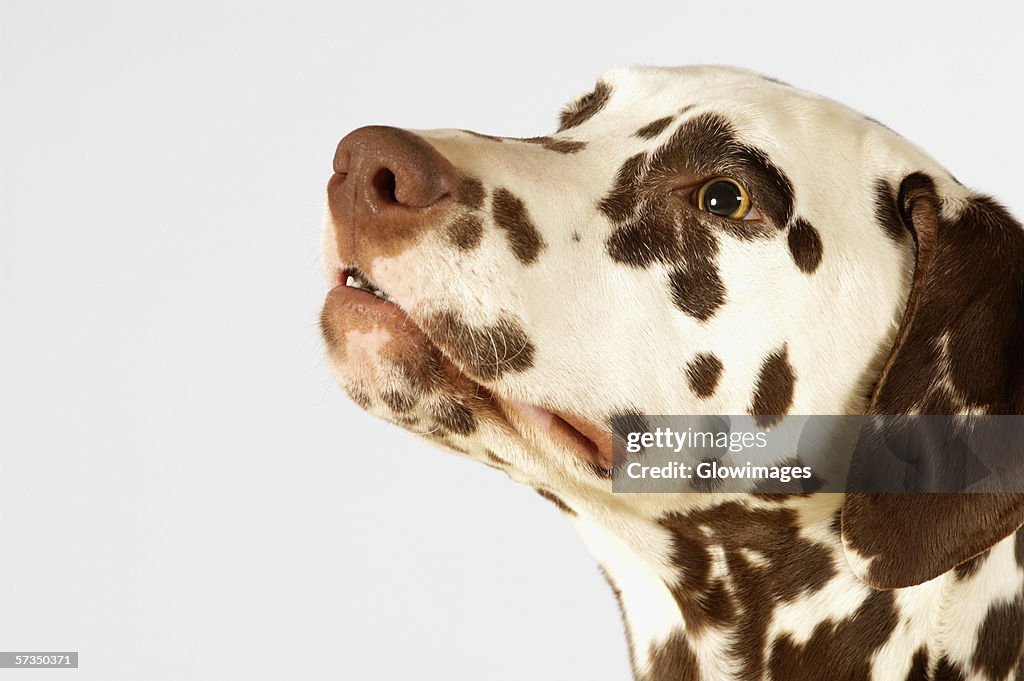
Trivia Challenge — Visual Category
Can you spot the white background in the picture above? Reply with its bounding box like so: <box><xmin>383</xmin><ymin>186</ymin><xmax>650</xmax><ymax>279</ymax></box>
<box><xmin>2</xmin><ymin>1</ymin><xmax>1022</xmax><ymax>679</ymax></box>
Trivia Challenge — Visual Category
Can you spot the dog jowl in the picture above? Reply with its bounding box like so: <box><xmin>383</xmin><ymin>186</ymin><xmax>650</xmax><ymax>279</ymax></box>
<box><xmin>320</xmin><ymin>66</ymin><xmax>1024</xmax><ymax>680</ymax></box>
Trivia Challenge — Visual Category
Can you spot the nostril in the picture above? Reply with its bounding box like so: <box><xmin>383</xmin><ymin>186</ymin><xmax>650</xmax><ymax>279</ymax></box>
<box><xmin>372</xmin><ymin>168</ymin><xmax>399</xmax><ymax>204</ymax></box>
<box><xmin>334</xmin><ymin>127</ymin><xmax>454</xmax><ymax>212</ymax></box>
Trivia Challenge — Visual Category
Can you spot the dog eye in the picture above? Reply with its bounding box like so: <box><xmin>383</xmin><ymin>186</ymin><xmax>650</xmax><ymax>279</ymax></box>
<box><xmin>695</xmin><ymin>177</ymin><xmax>752</xmax><ymax>220</ymax></box>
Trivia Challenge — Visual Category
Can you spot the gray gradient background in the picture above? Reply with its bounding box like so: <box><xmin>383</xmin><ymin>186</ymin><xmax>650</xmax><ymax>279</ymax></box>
<box><xmin>2</xmin><ymin>1</ymin><xmax>1022</xmax><ymax>679</ymax></box>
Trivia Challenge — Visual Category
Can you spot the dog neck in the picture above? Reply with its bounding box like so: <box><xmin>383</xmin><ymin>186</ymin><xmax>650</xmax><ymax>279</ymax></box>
<box><xmin>571</xmin><ymin>494</ymin><xmax>1022</xmax><ymax>681</ymax></box>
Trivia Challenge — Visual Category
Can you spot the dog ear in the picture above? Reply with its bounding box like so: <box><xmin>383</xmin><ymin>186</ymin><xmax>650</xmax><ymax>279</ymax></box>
<box><xmin>841</xmin><ymin>172</ymin><xmax>1024</xmax><ymax>589</ymax></box>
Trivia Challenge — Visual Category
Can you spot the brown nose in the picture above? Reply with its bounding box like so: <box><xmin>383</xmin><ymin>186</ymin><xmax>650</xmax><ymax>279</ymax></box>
<box><xmin>328</xmin><ymin>126</ymin><xmax>454</xmax><ymax>260</ymax></box>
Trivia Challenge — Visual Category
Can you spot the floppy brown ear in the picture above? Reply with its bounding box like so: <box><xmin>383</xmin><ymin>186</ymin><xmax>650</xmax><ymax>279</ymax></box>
<box><xmin>841</xmin><ymin>172</ymin><xmax>1024</xmax><ymax>589</ymax></box>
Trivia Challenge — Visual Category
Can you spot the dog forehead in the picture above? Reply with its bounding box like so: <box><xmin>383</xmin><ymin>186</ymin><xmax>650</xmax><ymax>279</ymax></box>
<box><xmin>585</xmin><ymin>66</ymin><xmax>804</xmax><ymax>121</ymax></box>
<box><xmin>577</xmin><ymin>66</ymin><xmax>877</xmax><ymax>160</ymax></box>
<box><xmin>569</xmin><ymin>66</ymin><xmax>966</xmax><ymax>229</ymax></box>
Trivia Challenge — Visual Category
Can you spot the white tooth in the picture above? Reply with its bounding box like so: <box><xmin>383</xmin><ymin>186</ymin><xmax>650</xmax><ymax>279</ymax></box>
<box><xmin>346</xmin><ymin>275</ymin><xmax>357</xmax><ymax>287</ymax></box>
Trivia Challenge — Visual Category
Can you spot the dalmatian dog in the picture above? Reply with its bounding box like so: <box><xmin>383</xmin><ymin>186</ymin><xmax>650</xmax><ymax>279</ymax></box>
<box><xmin>319</xmin><ymin>66</ymin><xmax>1024</xmax><ymax>680</ymax></box>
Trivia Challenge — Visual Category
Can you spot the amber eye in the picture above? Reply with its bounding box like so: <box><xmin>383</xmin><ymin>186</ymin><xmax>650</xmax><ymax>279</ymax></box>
<box><xmin>696</xmin><ymin>177</ymin><xmax>751</xmax><ymax>219</ymax></box>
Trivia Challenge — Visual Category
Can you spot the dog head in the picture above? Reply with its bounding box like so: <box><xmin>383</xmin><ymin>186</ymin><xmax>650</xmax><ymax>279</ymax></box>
<box><xmin>320</xmin><ymin>66</ymin><xmax>1024</xmax><ymax>584</ymax></box>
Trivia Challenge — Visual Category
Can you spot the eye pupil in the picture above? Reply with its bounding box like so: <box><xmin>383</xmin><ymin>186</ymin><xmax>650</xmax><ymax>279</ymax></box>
<box><xmin>701</xmin><ymin>179</ymin><xmax>745</xmax><ymax>217</ymax></box>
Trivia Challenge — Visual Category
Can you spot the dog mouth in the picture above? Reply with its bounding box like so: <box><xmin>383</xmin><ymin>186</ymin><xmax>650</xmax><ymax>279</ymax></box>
<box><xmin>339</xmin><ymin>267</ymin><xmax>393</xmax><ymax>302</ymax></box>
<box><xmin>323</xmin><ymin>266</ymin><xmax>614</xmax><ymax>474</ymax></box>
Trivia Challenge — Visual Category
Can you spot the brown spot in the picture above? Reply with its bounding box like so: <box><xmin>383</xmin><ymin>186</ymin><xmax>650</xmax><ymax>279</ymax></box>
<box><xmin>767</xmin><ymin>590</ymin><xmax>898</xmax><ymax>681</ymax></box>
<box><xmin>634</xmin><ymin>116</ymin><xmax>674</xmax><ymax>139</ymax></box>
<box><xmin>904</xmin><ymin>648</ymin><xmax>929</xmax><ymax>681</ymax></box>
<box><xmin>558</xmin><ymin>81</ymin><xmax>612</xmax><ymax>132</ymax></box>
<box><xmin>423</xmin><ymin>311</ymin><xmax>536</xmax><ymax>381</ymax></box>
<box><xmin>787</xmin><ymin>218</ymin><xmax>823</xmax><ymax>273</ymax></box>
<box><xmin>646</xmin><ymin>631</ymin><xmax>701</xmax><ymax>681</ymax></box>
<box><xmin>447</xmin><ymin>214</ymin><xmax>483</xmax><ymax>251</ymax></box>
<box><xmin>934</xmin><ymin>657</ymin><xmax>967</xmax><ymax>681</ymax></box>
<box><xmin>686</xmin><ymin>353</ymin><xmax>723</xmax><ymax>398</ymax></box>
<box><xmin>571</xmin><ymin>232</ymin><xmax>581</xmax><ymax>243</ymax></box>
<box><xmin>455</xmin><ymin>177</ymin><xmax>485</xmax><ymax>210</ymax></box>
<box><xmin>874</xmin><ymin>178</ymin><xmax>906</xmax><ymax>241</ymax></box>
<box><xmin>381</xmin><ymin>390</ymin><xmax>415</xmax><ymax>413</ymax></box>
<box><xmin>749</xmin><ymin>346</ymin><xmax>796</xmax><ymax>428</ymax></box>
<box><xmin>522</xmin><ymin>136</ymin><xmax>587</xmax><ymax>153</ymax></box>
<box><xmin>535</xmin><ymin>489</ymin><xmax>576</xmax><ymax>515</ymax></box>
<box><xmin>491</xmin><ymin>188</ymin><xmax>546</xmax><ymax>264</ymax></box>
<box><xmin>430</xmin><ymin>397</ymin><xmax>477</xmax><ymax>435</ymax></box>
<box><xmin>972</xmin><ymin>597</ymin><xmax>1024</xmax><ymax>679</ymax></box>
<box><xmin>669</xmin><ymin>258</ymin><xmax>726</xmax><ymax>322</ymax></box>
<box><xmin>599</xmin><ymin>152</ymin><xmax>647</xmax><ymax>223</ymax></box>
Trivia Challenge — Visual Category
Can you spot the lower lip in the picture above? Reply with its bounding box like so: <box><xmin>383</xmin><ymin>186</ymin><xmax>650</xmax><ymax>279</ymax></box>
<box><xmin>324</xmin><ymin>284</ymin><xmax>408</xmax><ymax>320</ymax></box>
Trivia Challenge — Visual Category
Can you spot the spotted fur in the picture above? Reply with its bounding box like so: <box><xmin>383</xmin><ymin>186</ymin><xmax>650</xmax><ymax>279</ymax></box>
<box><xmin>321</xmin><ymin>66</ymin><xmax>1024</xmax><ymax>679</ymax></box>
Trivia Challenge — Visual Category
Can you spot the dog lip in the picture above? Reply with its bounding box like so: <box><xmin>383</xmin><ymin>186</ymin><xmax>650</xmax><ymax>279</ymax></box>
<box><xmin>554</xmin><ymin>409</ymin><xmax>614</xmax><ymax>472</ymax></box>
<box><xmin>506</xmin><ymin>401</ymin><xmax>614</xmax><ymax>473</ymax></box>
